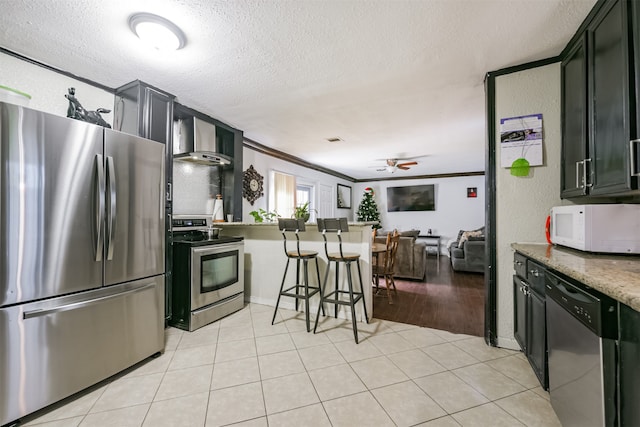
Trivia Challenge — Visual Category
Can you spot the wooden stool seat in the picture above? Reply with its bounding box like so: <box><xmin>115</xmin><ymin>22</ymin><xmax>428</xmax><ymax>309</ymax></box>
<box><xmin>326</xmin><ymin>252</ymin><xmax>360</xmax><ymax>261</ymax></box>
<box><xmin>286</xmin><ymin>250</ymin><xmax>318</xmax><ymax>258</ymax></box>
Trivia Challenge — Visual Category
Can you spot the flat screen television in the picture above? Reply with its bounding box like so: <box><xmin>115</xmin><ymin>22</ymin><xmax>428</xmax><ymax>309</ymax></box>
<box><xmin>386</xmin><ymin>184</ymin><xmax>435</xmax><ymax>212</ymax></box>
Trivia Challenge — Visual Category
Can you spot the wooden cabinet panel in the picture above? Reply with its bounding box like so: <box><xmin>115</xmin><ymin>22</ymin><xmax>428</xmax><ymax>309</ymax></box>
<box><xmin>528</xmin><ymin>290</ymin><xmax>547</xmax><ymax>386</ymax></box>
<box><xmin>588</xmin><ymin>0</ymin><xmax>633</xmax><ymax>195</ymax></box>
<box><xmin>513</xmin><ymin>253</ymin><xmax>548</xmax><ymax>389</ymax></box>
<box><xmin>561</xmin><ymin>0</ymin><xmax>638</xmax><ymax>198</ymax></box>
<box><xmin>561</xmin><ymin>37</ymin><xmax>588</xmax><ymax>198</ymax></box>
<box><xmin>619</xmin><ymin>303</ymin><xmax>640</xmax><ymax>426</ymax></box>
<box><xmin>513</xmin><ymin>275</ymin><xmax>527</xmax><ymax>352</ymax></box>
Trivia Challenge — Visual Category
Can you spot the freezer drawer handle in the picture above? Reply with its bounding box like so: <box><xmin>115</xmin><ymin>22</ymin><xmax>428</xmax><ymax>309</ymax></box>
<box><xmin>106</xmin><ymin>156</ymin><xmax>117</xmax><ymax>260</ymax></box>
<box><xmin>95</xmin><ymin>154</ymin><xmax>105</xmax><ymax>261</ymax></box>
<box><xmin>23</xmin><ymin>283</ymin><xmax>155</xmax><ymax>319</ymax></box>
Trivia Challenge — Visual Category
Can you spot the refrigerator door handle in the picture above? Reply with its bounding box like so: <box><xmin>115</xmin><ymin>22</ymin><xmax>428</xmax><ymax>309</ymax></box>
<box><xmin>22</xmin><ymin>283</ymin><xmax>156</xmax><ymax>319</ymax></box>
<box><xmin>95</xmin><ymin>154</ymin><xmax>105</xmax><ymax>261</ymax></box>
<box><xmin>106</xmin><ymin>156</ymin><xmax>117</xmax><ymax>261</ymax></box>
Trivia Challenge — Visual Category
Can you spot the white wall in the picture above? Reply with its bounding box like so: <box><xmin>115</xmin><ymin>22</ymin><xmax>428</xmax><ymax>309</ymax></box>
<box><xmin>494</xmin><ymin>63</ymin><xmax>563</xmax><ymax>349</ymax></box>
<box><xmin>353</xmin><ymin>175</ymin><xmax>485</xmax><ymax>252</ymax></box>
<box><xmin>242</xmin><ymin>148</ymin><xmax>354</xmax><ymax>222</ymax></box>
<box><xmin>0</xmin><ymin>52</ymin><xmax>114</xmax><ymax>124</ymax></box>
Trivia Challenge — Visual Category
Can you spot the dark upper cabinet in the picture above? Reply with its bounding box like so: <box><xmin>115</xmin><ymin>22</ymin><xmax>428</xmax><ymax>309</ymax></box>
<box><xmin>588</xmin><ymin>0</ymin><xmax>634</xmax><ymax>195</ymax></box>
<box><xmin>632</xmin><ymin>0</ymin><xmax>640</xmax><ymax>168</ymax></box>
<box><xmin>114</xmin><ymin>80</ymin><xmax>175</xmax><ymax>203</ymax></box>
<box><xmin>561</xmin><ymin>0</ymin><xmax>639</xmax><ymax>198</ymax></box>
<box><xmin>561</xmin><ymin>37</ymin><xmax>588</xmax><ymax>198</ymax></box>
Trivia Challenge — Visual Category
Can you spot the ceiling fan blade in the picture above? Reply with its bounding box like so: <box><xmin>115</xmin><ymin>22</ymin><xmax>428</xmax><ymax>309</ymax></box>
<box><xmin>397</xmin><ymin>161</ymin><xmax>417</xmax><ymax>167</ymax></box>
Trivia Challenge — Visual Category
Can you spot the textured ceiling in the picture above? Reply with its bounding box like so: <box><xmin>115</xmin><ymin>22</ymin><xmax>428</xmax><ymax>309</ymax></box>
<box><xmin>0</xmin><ymin>0</ymin><xmax>596</xmax><ymax>180</ymax></box>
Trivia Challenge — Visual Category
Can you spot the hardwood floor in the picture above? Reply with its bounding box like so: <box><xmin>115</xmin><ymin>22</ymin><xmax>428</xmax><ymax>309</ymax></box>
<box><xmin>372</xmin><ymin>255</ymin><xmax>485</xmax><ymax>337</ymax></box>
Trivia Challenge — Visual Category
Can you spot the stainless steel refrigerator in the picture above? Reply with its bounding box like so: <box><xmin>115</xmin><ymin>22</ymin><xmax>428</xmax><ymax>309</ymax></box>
<box><xmin>0</xmin><ymin>102</ymin><xmax>165</xmax><ymax>425</ymax></box>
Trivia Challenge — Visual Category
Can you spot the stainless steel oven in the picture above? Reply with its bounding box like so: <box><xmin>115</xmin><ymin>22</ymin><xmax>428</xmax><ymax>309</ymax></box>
<box><xmin>171</xmin><ymin>217</ymin><xmax>244</xmax><ymax>331</ymax></box>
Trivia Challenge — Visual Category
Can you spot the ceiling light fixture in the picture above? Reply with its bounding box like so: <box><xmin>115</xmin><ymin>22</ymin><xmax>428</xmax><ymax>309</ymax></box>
<box><xmin>129</xmin><ymin>13</ymin><xmax>186</xmax><ymax>51</ymax></box>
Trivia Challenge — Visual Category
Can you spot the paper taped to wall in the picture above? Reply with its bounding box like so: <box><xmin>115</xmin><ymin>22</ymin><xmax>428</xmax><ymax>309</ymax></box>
<box><xmin>500</xmin><ymin>114</ymin><xmax>543</xmax><ymax>168</ymax></box>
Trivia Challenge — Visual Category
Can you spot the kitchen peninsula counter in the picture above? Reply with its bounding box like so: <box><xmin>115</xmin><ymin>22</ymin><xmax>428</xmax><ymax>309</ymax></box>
<box><xmin>512</xmin><ymin>243</ymin><xmax>640</xmax><ymax>312</ymax></box>
<box><xmin>217</xmin><ymin>222</ymin><xmax>376</xmax><ymax>320</ymax></box>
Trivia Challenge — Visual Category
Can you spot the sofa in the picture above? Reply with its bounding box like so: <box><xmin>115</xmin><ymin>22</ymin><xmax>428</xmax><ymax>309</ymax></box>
<box><xmin>374</xmin><ymin>230</ymin><xmax>426</xmax><ymax>280</ymax></box>
<box><xmin>449</xmin><ymin>227</ymin><xmax>486</xmax><ymax>273</ymax></box>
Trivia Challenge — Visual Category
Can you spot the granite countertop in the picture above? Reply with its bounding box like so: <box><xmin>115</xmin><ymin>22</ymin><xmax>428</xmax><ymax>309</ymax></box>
<box><xmin>216</xmin><ymin>221</ymin><xmax>377</xmax><ymax>227</ymax></box>
<box><xmin>512</xmin><ymin>243</ymin><xmax>640</xmax><ymax>312</ymax></box>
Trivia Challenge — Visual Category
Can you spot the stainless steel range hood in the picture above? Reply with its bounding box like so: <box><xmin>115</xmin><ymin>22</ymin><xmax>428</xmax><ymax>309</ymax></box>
<box><xmin>173</xmin><ymin>117</ymin><xmax>232</xmax><ymax>165</ymax></box>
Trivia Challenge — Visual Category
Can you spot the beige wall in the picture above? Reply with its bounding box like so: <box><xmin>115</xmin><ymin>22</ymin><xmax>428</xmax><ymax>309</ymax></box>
<box><xmin>0</xmin><ymin>51</ymin><xmax>114</xmax><ymax>124</ymax></box>
<box><xmin>494</xmin><ymin>63</ymin><xmax>563</xmax><ymax>349</ymax></box>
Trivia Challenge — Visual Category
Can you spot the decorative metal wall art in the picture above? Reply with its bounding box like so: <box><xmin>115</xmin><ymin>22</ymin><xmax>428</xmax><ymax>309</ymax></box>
<box><xmin>65</xmin><ymin>87</ymin><xmax>112</xmax><ymax>128</ymax></box>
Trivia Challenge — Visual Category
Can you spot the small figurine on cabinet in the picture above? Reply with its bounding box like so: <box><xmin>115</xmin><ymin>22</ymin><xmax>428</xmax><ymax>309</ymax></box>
<box><xmin>64</xmin><ymin>87</ymin><xmax>112</xmax><ymax>128</ymax></box>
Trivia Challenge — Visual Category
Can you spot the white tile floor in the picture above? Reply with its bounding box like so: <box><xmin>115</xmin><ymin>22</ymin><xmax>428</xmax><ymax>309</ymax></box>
<box><xmin>22</xmin><ymin>303</ymin><xmax>561</xmax><ymax>427</ymax></box>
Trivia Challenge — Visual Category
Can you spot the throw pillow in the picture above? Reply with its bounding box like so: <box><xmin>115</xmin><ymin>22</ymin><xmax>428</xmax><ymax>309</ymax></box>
<box><xmin>459</xmin><ymin>230</ymin><xmax>483</xmax><ymax>246</ymax></box>
<box><xmin>399</xmin><ymin>229</ymin><xmax>420</xmax><ymax>239</ymax></box>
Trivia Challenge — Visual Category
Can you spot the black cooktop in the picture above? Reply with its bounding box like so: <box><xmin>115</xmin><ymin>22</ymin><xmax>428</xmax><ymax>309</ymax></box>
<box><xmin>172</xmin><ymin>217</ymin><xmax>243</xmax><ymax>246</ymax></box>
<box><xmin>173</xmin><ymin>232</ymin><xmax>243</xmax><ymax>247</ymax></box>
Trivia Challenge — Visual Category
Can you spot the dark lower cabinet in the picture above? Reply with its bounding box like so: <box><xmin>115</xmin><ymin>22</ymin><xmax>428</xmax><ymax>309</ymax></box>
<box><xmin>512</xmin><ymin>253</ymin><xmax>548</xmax><ymax>389</ymax></box>
<box><xmin>619</xmin><ymin>302</ymin><xmax>640</xmax><ymax>425</ymax></box>
<box><xmin>513</xmin><ymin>275</ymin><xmax>527</xmax><ymax>352</ymax></box>
<box><xmin>527</xmin><ymin>290</ymin><xmax>546</xmax><ymax>383</ymax></box>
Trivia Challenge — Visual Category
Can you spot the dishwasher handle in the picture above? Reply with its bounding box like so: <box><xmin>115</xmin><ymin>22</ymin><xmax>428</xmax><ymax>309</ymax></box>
<box><xmin>551</xmin><ymin>280</ymin><xmax>594</xmax><ymax>304</ymax></box>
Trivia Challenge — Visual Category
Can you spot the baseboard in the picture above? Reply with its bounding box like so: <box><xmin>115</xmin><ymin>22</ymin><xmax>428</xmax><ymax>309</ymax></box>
<box><xmin>496</xmin><ymin>336</ymin><xmax>520</xmax><ymax>351</ymax></box>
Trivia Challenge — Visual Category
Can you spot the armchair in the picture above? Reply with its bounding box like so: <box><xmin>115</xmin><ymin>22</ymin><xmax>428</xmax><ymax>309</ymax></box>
<box><xmin>374</xmin><ymin>230</ymin><xmax>426</xmax><ymax>280</ymax></box>
<box><xmin>449</xmin><ymin>227</ymin><xmax>486</xmax><ymax>273</ymax></box>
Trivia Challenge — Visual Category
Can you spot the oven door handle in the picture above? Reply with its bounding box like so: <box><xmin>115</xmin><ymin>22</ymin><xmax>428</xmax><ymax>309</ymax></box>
<box><xmin>192</xmin><ymin>242</ymin><xmax>242</xmax><ymax>255</ymax></box>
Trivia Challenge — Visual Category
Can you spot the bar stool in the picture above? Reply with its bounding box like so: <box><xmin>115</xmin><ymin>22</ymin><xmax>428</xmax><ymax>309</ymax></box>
<box><xmin>272</xmin><ymin>218</ymin><xmax>324</xmax><ymax>332</ymax></box>
<box><xmin>313</xmin><ymin>217</ymin><xmax>369</xmax><ymax>343</ymax></box>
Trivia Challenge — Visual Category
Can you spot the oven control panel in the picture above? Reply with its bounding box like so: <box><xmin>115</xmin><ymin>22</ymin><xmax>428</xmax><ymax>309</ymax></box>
<box><xmin>172</xmin><ymin>218</ymin><xmax>207</xmax><ymax>228</ymax></box>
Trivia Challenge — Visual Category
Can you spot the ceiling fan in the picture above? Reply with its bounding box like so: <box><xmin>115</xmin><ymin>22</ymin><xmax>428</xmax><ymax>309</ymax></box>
<box><xmin>376</xmin><ymin>158</ymin><xmax>418</xmax><ymax>173</ymax></box>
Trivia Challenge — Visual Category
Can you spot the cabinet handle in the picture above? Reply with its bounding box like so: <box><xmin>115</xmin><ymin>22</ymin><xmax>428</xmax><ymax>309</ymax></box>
<box><xmin>584</xmin><ymin>158</ymin><xmax>592</xmax><ymax>188</ymax></box>
<box><xmin>631</xmin><ymin>139</ymin><xmax>640</xmax><ymax>177</ymax></box>
<box><xmin>576</xmin><ymin>160</ymin><xmax>583</xmax><ymax>189</ymax></box>
<box><xmin>514</xmin><ymin>260</ymin><xmax>523</xmax><ymax>267</ymax></box>
<box><xmin>529</xmin><ymin>269</ymin><xmax>539</xmax><ymax>277</ymax></box>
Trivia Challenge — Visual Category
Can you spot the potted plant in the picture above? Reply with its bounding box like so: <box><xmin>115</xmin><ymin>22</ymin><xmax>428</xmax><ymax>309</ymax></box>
<box><xmin>293</xmin><ymin>201</ymin><xmax>318</xmax><ymax>222</ymax></box>
<box><xmin>249</xmin><ymin>208</ymin><xmax>280</xmax><ymax>223</ymax></box>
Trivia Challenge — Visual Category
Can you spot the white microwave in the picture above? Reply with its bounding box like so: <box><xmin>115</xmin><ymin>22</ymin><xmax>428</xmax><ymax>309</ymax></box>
<box><xmin>550</xmin><ymin>204</ymin><xmax>640</xmax><ymax>254</ymax></box>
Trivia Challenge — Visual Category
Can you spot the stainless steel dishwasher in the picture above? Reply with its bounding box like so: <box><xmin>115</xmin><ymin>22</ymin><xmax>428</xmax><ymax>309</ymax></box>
<box><xmin>545</xmin><ymin>271</ymin><xmax>617</xmax><ymax>427</ymax></box>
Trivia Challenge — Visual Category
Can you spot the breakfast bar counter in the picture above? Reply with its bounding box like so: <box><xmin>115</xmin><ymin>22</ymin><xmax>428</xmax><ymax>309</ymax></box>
<box><xmin>512</xmin><ymin>243</ymin><xmax>640</xmax><ymax>312</ymax></box>
<box><xmin>217</xmin><ymin>222</ymin><xmax>376</xmax><ymax>320</ymax></box>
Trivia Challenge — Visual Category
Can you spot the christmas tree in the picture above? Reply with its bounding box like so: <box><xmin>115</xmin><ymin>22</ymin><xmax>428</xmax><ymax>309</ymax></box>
<box><xmin>356</xmin><ymin>187</ymin><xmax>381</xmax><ymax>229</ymax></box>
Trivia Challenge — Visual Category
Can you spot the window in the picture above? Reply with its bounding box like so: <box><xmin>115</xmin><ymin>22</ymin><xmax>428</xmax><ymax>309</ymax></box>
<box><xmin>272</xmin><ymin>171</ymin><xmax>296</xmax><ymax>219</ymax></box>
<box><xmin>297</xmin><ymin>184</ymin><xmax>315</xmax><ymax>222</ymax></box>
<box><xmin>270</xmin><ymin>171</ymin><xmax>317</xmax><ymax>222</ymax></box>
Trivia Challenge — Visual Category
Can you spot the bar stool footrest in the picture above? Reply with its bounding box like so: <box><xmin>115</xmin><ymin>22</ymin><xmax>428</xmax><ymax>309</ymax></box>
<box><xmin>281</xmin><ymin>286</ymin><xmax>321</xmax><ymax>300</ymax></box>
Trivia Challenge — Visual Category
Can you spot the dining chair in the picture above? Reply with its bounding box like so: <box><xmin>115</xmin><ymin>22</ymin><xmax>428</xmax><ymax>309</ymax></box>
<box><xmin>373</xmin><ymin>229</ymin><xmax>400</xmax><ymax>304</ymax></box>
